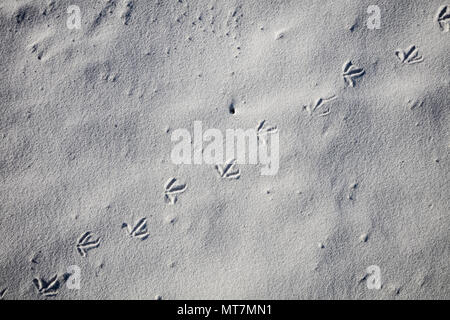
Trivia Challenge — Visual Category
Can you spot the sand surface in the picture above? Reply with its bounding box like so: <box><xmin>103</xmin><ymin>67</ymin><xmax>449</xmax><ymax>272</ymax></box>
<box><xmin>0</xmin><ymin>0</ymin><xmax>449</xmax><ymax>299</ymax></box>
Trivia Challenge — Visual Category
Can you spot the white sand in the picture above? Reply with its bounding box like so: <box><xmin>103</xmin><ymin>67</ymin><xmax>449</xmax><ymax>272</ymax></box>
<box><xmin>0</xmin><ymin>0</ymin><xmax>449</xmax><ymax>299</ymax></box>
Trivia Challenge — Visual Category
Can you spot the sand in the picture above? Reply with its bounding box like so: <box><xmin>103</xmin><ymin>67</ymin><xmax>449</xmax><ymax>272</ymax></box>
<box><xmin>0</xmin><ymin>0</ymin><xmax>449</xmax><ymax>300</ymax></box>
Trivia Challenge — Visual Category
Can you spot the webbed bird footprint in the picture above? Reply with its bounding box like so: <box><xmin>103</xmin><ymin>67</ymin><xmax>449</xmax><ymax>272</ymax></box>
<box><xmin>33</xmin><ymin>275</ymin><xmax>60</xmax><ymax>297</ymax></box>
<box><xmin>164</xmin><ymin>178</ymin><xmax>187</xmax><ymax>204</ymax></box>
<box><xmin>342</xmin><ymin>61</ymin><xmax>365</xmax><ymax>87</ymax></box>
<box><xmin>76</xmin><ymin>232</ymin><xmax>100</xmax><ymax>257</ymax></box>
<box><xmin>395</xmin><ymin>45</ymin><xmax>423</xmax><ymax>65</ymax></box>
<box><xmin>215</xmin><ymin>159</ymin><xmax>240</xmax><ymax>179</ymax></box>
<box><xmin>122</xmin><ymin>218</ymin><xmax>149</xmax><ymax>240</ymax></box>
<box><xmin>437</xmin><ymin>5</ymin><xmax>450</xmax><ymax>32</ymax></box>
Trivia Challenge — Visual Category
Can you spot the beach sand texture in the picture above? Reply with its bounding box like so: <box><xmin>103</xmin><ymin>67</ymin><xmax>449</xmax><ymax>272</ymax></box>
<box><xmin>0</xmin><ymin>0</ymin><xmax>449</xmax><ymax>299</ymax></box>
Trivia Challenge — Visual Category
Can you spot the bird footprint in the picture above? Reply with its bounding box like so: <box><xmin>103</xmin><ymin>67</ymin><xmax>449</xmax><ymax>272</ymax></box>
<box><xmin>215</xmin><ymin>159</ymin><xmax>240</xmax><ymax>179</ymax></box>
<box><xmin>395</xmin><ymin>45</ymin><xmax>423</xmax><ymax>65</ymax></box>
<box><xmin>164</xmin><ymin>178</ymin><xmax>187</xmax><ymax>204</ymax></box>
<box><xmin>304</xmin><ymin>95</ymin><xmax>337</xmax><ymax>116</ymax></box>
<box><xmin>76</xmin><ymin>232</ymin><xmax>100</xmax><ymax>257</ymax></box>
<box><xmin>437</xmin><ymin>5</ymin><xmax>450</xmax><ymax>32</ymax></box>
<box><xmin>256</xmin><ymin>120</ymin><xmax>278</xmax><ymax>143</ymax></box>
<box><xmin>122</xmin><ymin>218</ymin><xmax>149</xmax><ymax>240</ymax></box>
<box><xmin>33</xmin><ymin>275</ymin><xmax>60</xmax><ymax>297</ymax></box>
<box><xmin>342</xmin><ymin>61</ymin><xmax>365</xmax><ymax>87</ymax></box>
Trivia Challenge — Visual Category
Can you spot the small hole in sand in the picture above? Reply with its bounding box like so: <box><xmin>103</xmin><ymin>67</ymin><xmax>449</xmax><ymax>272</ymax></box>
<box><xmin>229</xmin><ymin>102</ymin><xmax>235</xmax><ymax>114</ymax></box>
